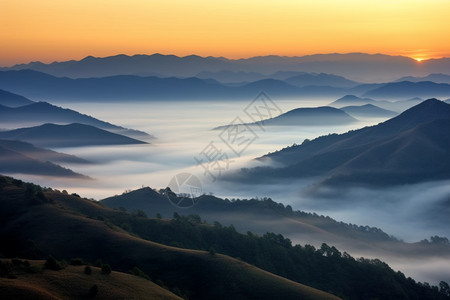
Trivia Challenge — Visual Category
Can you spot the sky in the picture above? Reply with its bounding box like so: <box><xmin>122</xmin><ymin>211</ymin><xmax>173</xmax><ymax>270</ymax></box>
<box><xmin>1</xmin><ymin>0</ymin><xmax>449</xmax><ymax>66</ymax></box>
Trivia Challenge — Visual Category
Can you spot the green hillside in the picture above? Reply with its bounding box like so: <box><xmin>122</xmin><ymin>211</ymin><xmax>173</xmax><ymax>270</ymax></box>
<box><xmin>0</xmin><ymin>259</ymin><xmax>182</xmax><ymax>299</ymax></box>
<box><xmin>0</xmin><ymin>175</ymin><xmax>339</xmax><ymax>300</ymax></box>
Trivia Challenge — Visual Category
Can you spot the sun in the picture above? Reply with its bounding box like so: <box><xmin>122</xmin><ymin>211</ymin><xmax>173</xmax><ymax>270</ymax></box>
<box><xmin>411</xmin><ymin>55</ymin><xmax>430</xmax><ymax>62</ymax></box>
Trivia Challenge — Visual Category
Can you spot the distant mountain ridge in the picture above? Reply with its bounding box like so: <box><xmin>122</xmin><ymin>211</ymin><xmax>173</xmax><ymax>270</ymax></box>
<box><xmin>328</xmin><ymin>94</ymin><xmax>424</xmax><ymax>112</ymax></box>
<box><xmin>0</xmin><ymin>89</ymin><xmax>34</xmax><ymax>107</ymax></box>
<box><xmin>395</xmin><ymin>73</ymin><xmax>450</xmax><ymax>84</ymax></box>
<box><xmin>284</xmin><ymin>73</ymin><xmax>360</xmax><ymax>88</ymax></box>
<box><xmin>0</xmin><ymin>101</ymin><xmax>152</xmax><ymax>139</ymax></box>
<box><xmin>215</xmin><ymin>106</ymin><xmax>358</xmax><ymax>129</ymax></box>
<box><xmin>329</xmin><ymin>95</ymin><xmax>378</xmax><ymax>107</ymax></box>
<box><xmin>2</xmin><ymin>69</ymin><xmax>450</xmax><ymax>102</ymax></box>
<box><xmin>3</xmin><ymin>53</ymin><xmax>450</xmax><ymax>82</ymax></box>
<box><xmin>0</xmin><ymin>69</ymin><xmax>338</xmax><ymax>101</ymax></box>
<box><xmin>340</xmin><ymin>104</ymin><xmax>397</xmax><ymax>118</ymax></box>
<box><xmin>229</xmin><ymin>99</ymin><xmax>450</xmax><ymax>186</ymax></box>
<box><xmin>0</xmin><ymin>139</ymin><xmax>87</xmax><ymax>177</ymax></box>
<box><xmin>363</xmin><ymin>81</ymin><xmax>450</xmax><ymax>99</ymax></box>
<box><xmin>196</xmin><ymin>70</ymin><xmax>361</xmax><ymax>87</ymax></box>
<box><xmin>0</xmin><ymin>123</ymin><xmax>147</xmax><ymax>148</ymax></box>
<box><xmin>0</xmin><ymin>139</ymin><xmax>89</xmax><ymax>164</ymax></box>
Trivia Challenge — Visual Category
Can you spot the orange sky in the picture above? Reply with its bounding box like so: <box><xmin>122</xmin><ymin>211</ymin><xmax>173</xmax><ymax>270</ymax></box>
<box><xmin>1</xmin><ymin>0</ymin><xmax>449</xmax><ymax>66</ymax></box>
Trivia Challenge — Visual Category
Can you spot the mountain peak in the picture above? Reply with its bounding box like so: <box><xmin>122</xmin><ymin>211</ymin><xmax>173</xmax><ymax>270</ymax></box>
<box><xmin>396</xmin><ymin>98</ymin><xmax>450</xmax><ymax>121</ymax></box>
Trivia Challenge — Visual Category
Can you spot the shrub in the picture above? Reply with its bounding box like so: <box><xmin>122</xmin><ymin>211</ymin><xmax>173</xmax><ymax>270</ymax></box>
<box><xmin>84</xmin><ymin>266</ymin><xmax>92</xmax><ymax>275</ymax></box>
<box><xmin>133</xmin><ymin>209</ymin><xmax>147</xmax><ymax>218</ymax></box>
<box><xmin>70</xmin><ymin>258</ymin><xmax>85</xmax><ymax>266</ymax></box>
<box><xmin>45</xmin><ymin>255</ymin><xmax>65</xmax><ymax>271</ymax></box>
<box><xmin>130</xmin><ymin>266</ymin><xmax>151</xmax><ymax>280</ymax></box>
<box><xmin>89</xmin><ymin>284</ymin><xmax>98</xmax><ymax>298</ymax></box>
<box><xmin>0</xmin><ymin>261</ymin><xmax>13</xmax><ymax>277</ymax></box>
<box><xmin>208</xmin><ymin>247</ymin><xmax>216</xmax><ymax>256</ymax></box>
<box><xmin>11</xmin><ymin>258</ymin><xmax>23</xmax><ymax>266</ymax></box>
<box><xmin>101</xmin><ymin>264</ymin><xmax>111</xmax><ymax>274</ymax></box>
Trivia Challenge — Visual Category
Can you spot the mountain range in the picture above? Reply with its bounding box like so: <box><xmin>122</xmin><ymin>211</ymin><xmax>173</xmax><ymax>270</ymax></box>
<box><xmin>197</xmin><ymin>71</ymin><xmax>361</xmax><ymax>87</ymax></box>
<box><xmin>395</xmin><ymin>73</ymin><xmax>450</xmax><ymax>84</ymax></box>
<box><xmin>0</xmin><ymin>89</ymin><xmax>34</xmax><ymax>107</ymax></box>
<box><xmin>0</xmin><ymin>123</ymin><xmax>147</xmax><ymax>148</ymax></box>
<box><xmin>0</xmin><ymin>139</ymin><xmax>87</xmax><ymax>177</ymax></box>
<box><xmin>329</xmin><ymin>94</ymin><xmax>424</xmax><ymax>112</ymax></box>
<box><xmin>363</xmin><ymin>81</ymin><xmax>450</xmax><ymax>99</ymax></box>
<box><xmin>228</xmin><ymin>99</ymin><xmax>450</xmax><ymax>187</ymax></box>
<box><xmin>2</xmin><ymin>53</ymin><xmax>450</xmax><ymax>82</ymax></box>
<box><xmin>215</xmin><ymin>106</ymin><xmax>358</xmax><ymax>129</ymax></box>
<box><xmin>0</xmin><ymin>100</ymin><xmax>152</xmax><ymax>139</ymax></box>
<box><xmin>2</xmin><ymin>69</ymin><xmax>450</xmax><ymax>102</ymax></box>
<box><xmin>329</xmin><ymin>94</ymin><xmax>378</xmax><ymax>107</ymax></box>
<box><xmin>340</xmin><ymin>104</ymin><xmax>397</xmax><ymax>118</ymax></box>
<box><xmin>0</xmin><ymin>70</ymin><xmax>306</xmax><ymax>101</ymax></box>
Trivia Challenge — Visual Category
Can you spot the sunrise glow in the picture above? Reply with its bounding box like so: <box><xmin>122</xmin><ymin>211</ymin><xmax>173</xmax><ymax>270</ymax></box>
<box><xmin>1</xmin><ymin>0</ymin><xmax>449</xmax><ymax>65</ymax></box>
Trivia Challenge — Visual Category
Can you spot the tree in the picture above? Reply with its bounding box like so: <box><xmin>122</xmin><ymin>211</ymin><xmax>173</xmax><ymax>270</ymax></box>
<box><xmin>135</xmin><ymin>209</ymin><xmax>147</xmax><ymax>218</ymax></box>
<box><xmin>440</xmin><ymin>281</ymin><xmax>450</xmax><ymax>296</ymax></box>
<box><xmin>430</xmin><ymin>236</ymin><xmax>449</xmax><ymax>245</ymax></box>
<box><xmin>187</xmin><ymin>214</ymin><xmax>202</xmax><ymax>224</ymax></box>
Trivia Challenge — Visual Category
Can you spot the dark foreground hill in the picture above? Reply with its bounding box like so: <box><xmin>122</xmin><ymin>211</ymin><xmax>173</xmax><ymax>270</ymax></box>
<box><xmin>0</xmin><ymin>123</ymin><xmax>147</xmax><ymax>148</ymax></box>
<box><xmin>1</xmin><ymin>176</ymin><xmax>448</xmax><ymax>299</ymax></box>
<box><xmin>230</xmin><ymin>99</ymin><xmax>450</xmax><ymax>186</ymax></box>
<box><xmin>0</xmin><ymin>101</ymin><xmax>152</xmax><ymax>139</ymax></box>
<box><xmin>0</xmin><ymin>259</ymin><xmax>183</xmax><ymax>300</ymax></box>
<box><xmin>0</xmin><ymin>176</ymin><xmax>339</xmax><ymax>300</ymax></box>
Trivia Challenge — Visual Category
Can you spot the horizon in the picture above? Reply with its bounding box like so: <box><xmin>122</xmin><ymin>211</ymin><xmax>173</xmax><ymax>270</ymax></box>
<box><xmin>2</xmin><ymin>51</ymin><xmax>447</xmax><ymax>68</ymax></box>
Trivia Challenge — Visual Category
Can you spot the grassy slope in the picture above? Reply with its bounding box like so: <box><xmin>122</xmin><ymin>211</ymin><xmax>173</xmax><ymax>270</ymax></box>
<box><xmin>0</xmin><ymin>177</ymin><xmax>340</xmax><ymax>300</ymax></box>
<box><xmin>0</xmin><ymin>260</ymin><xmax>182</xmax><ymax>300</ymax></box>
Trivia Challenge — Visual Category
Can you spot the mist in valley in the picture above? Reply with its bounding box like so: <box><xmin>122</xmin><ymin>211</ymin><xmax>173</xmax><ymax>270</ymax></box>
<box><xmin>11</xmin><ymin>98</ymin><xmax>448</xmax><ymax>239</ymax></box>
<box><xmin>4</xmin><ymin>97</ymin><xmax>450</xmax><ymax>285</ymax></box>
